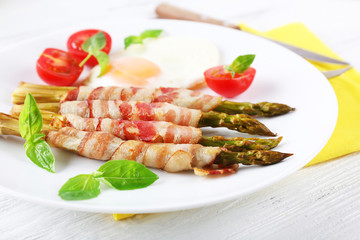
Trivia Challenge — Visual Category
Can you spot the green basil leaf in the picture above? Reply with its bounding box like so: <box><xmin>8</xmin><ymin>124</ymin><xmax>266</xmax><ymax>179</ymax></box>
<box><xmin>80</xmin><ymin>31</ymin><xmax>109</xmax><ymax>70</ymax></box>
<box><xmin>92</xmin><ymin>50</ymin><xmax>110</xmax><ymax>77</ymax></box>
<box><xmin>139</xmin><ymin>29</ymin><xmax>163</xmax><ymax>39</ymax></box>
<box><xmin>82</xmin><ymin>32</ymin><xmax>106</xmax><ymax>52</ymax></box>
<box><xmin>223</xmin><ymin>65</ymin><xmax>235</xmax><ymax>78</ymax></box>
<box><xmin>59</xmin><ymin>174</ymin><xmax>100</xmax><ymax>200</ymax></box>
<box><xmin>24</xmin><ymin>138</ymin><xmax>55</xmax><ymax>173</ymax></box>
<box><xmin>18</xmin><ymin>93</ymin><xmax>56</xmax><ymax>173</ymax></box>
<box><xmin>124</xmin><ymin>36</ymin><xmax>142</xmax><ymax>49</ymax></box>
<box><xmin>94</xmin><ymin>160</ymin><xmax>159</xmax><ymax>190</ymax></box>
<box><xmin>124</xmin><ymin>29</ymin><xmax>163</xmax><ymax>49</ymax></box>
<box><xmin>229</xmin><ymin>54</ymin><xmax>256</xmax><ymax>74</ymax></box>
<box><xmin>29</xmin><ymin>133</ymin><xmax>45</xmax><ymax>143</ymax></box>
<box><xmin>19</xmin><ymin>93</ymin><xmax>43</xmax><ymax>140</ymax></box>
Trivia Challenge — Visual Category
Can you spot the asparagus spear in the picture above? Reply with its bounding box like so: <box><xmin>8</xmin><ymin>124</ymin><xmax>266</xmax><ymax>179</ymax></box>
<box><xmin>12</xmin><ymin>82</ymin><xmax>75</xmax><ymax>104</ymax></box>
<box><xmin>11</xmin><ymin>103</ymin><xmax>59</xmax><ymax>120</ymax></box>
<box><xmin>213</xmin><ymin>100</ymin><xmax>295</xmax><ymax>117</ymax></box>
<box><xmin>0</xmin><ymin>113</ymin><xmax>292</xmax><ymax>166</ymax></box>
<box><xmin>199</xmin><ymin>136</ymin><xmax>282</xmax><ymax>151</ymax></box>
<box><xmin>12</xmin><ymin>82</ymin><xmax>294</xmax><ymax>117</ymax></box>
<box><xmin>0</xmin><ymin>113</ymin><xmax>55</xmax><ymax>136</ymax></box>
<box><xmin>214</xmin><ymin>150</ymin><xmax>293</xmax><ymax>166</ymax></box>
<box><xmin>11</xmin><ymin>103</ymin><xmax>275</xmax><ymax>136</ymax></box>
<box><xmin>199</xmin><ymin>111</ymin><xmax>276</xmax><ymax>136</ymax></box>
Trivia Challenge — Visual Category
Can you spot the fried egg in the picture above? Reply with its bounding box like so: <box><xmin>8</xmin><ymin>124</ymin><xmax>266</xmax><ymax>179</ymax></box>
<box><xmin>86</xmin><ymin>36</ymin><xmax>220</xmax><ymax>89</ymax></box>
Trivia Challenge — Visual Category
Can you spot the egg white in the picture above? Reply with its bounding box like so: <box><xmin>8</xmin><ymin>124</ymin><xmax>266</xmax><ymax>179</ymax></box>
<box><xmin>86</xmin><ymin>36</ymin><xmax>220</xmax><ymax>89</ymax></box>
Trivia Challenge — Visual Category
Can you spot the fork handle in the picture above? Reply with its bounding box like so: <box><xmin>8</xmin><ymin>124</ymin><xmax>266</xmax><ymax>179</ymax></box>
<box><xmin>155</xmin><ymin>3</ymin><xmax>239</xmax><ymax>29</ymax></box>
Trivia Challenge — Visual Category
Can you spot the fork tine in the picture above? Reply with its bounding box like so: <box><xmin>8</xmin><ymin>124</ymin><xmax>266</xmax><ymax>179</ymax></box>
<box><xmin>321</xmin><ymin>66</ymin><xmax>352</xmax><ymax>79</ymax></box>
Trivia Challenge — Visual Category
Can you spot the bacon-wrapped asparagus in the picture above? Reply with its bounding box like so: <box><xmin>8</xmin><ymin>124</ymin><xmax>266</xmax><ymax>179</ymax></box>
<box><xmin>51</xmin><ymin>114</ymin><xmax>283</xmax><ymax>151</ymax></box>
<box><xmin>55</xmin><ymin>114</ymin><xmax>202</xmax><ymax>144</ymax></box>
<box><xmin>0</xmin><ymin>113</ymin><xmax>292</xmax><ymax>173</ymax></box>
<box><xmin>60</xmin><ymin>100</ymin><xmax>202</xmax><ymax>127</ymax></box>
<box><xmin>11</xmin><ymin>100</ymin><xmax>276</xmax><ymax>136</ymax></box>
<box><xmin>6</xmin><ymin>108</ymin><xmax>289</xmax><ymax>162</ymax></box>
<box><xmin>47</xmin><ymin>127</ymin><xmax>222</xmax><ymax>172</ymax></box>
<box><xmin>12</xmin><ymin>82</ymin><xmax>294</xmax><ymax>117</ymax></box>
<box><xmin>8</xmin><ymin>107</ymin><xmax>283</xmax><ymax>150</ymax></box>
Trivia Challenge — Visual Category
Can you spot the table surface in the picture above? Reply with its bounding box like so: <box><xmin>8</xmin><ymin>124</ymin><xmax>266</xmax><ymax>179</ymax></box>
<box><xmin>1</xmin><ymin>0</ymin><xmax>360</xmax><ymax>239</ymax></box>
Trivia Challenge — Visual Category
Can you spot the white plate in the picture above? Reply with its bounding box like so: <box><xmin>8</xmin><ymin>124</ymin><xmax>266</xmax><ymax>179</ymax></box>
<box><xmin>0</xmin><ymin>19</ymin><xmax>337</xmax><ymax>213</ymax></box>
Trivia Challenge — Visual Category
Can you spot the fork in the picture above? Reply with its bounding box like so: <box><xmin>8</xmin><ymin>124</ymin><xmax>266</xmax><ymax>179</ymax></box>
<box><xmin>322</xmin><ymin>66</ymin><xmax>352</xmax><ymax>79</ymax></box>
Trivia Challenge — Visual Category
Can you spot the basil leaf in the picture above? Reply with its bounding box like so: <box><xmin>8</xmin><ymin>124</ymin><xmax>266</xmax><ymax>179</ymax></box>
<box><xmin>124</xmin><ymin>29</ymin><xmax>163</xmax><ymax>49</ymax></box>
<box><xmin>24</xmin><ymin>136</ymin><xmax>55</xmax><ymax>173</ymax></box>
<box><xmin>124</xmin><ymin>36</ymin><xmax>142</xmax><ymax>49</ymax></box>
<box><xmin>59</xmin><ymin>160</ymin><xmax>158</xmax><ymax>201</ymax></box>
<box><xmin>80</xmin><ymin>31</ymin><xmax>110</xmax><ymax>76</ymax></box>
<box><xmin>229</xmin><ymin>54</ymin><xmax>256</xmax><ymax>74</ymax></box>
<box><xmin>139</xmin><ymin>29</ymin><xmax>163</xmax><ymax>39</ymax></box>
<box><xmin>18</xmin><ymin>93</ymin><xmax>56</xmax><ymax>173</ymax></box>
<box><xmin>82</xmin><ymin>32</ymin><xmax>106</xmax><ymax>52</ymax></box>
<box><xmin>19</xmin><ymin>93</ymin><xmax>43</xmax><ymax>140</ymax></box>
<box><xmin>92</xmin><ymin>50</ymin><xmax>109</xmax><ymax>77</ymax></box>
<box><xmin>30</xmin><ymin>133</ymin><xmax>45</xmax><ymax>143</ymax></box>
<box><xmin>59</xmin><ymin>174</ymin><xmax>100</xmax><ymax>200</ymax></box>
<box><xmin>94</xmin><ymin>160</ymin><xmax>159</xmax><ymax>190</ymax></box>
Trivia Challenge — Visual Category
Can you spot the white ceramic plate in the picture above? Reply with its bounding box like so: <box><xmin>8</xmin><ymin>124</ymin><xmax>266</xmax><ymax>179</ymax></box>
<box><xmin>0</xmin><ymin>19</ymin><xmax>337</xmax><ymax>213</ymax></box>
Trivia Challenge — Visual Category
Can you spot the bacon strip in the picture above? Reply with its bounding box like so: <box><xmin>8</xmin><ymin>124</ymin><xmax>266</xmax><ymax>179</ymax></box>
<box><xmin>59</xmin><ymin>114</ymin><xmax>202</xmax><ymax>144</ymax></box>
<box><xmin>45</xmin><ymin>127</ymin><xmax>222</xmax><ymax>173</ymax></box>
<box><xmin>61</xmin><ymin>86</ymin><xmax>222</xmax><ymax>112</ymax></box>
<box><xmin>59</xmin><ymin>100</ymin><xmax>202</xmax><ymax>127</ymax></box>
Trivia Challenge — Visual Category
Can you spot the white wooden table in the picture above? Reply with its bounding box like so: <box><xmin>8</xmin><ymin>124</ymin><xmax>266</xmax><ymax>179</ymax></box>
<box><xmin>1</xmin><ymin>0</ymin><xmax>360</xmax><ymax>239</ymax></box>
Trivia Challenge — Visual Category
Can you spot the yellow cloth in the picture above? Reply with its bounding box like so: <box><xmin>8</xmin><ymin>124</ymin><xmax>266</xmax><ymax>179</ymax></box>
<box><xmin>239</xmin><ymin>22</ymin><xmax>360</xmax><ymax>166</ymax></box>
<box><xmin>113</xmin><ymin>213</ymin><xmax>135</xmax><ymax>220</ymax></box>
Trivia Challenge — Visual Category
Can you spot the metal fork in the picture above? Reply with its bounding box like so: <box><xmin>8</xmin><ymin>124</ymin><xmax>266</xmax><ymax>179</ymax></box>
<box><xmin>322</xmin><ymin>66</ymin><xmax>352</xmax><ymax>79</ymax></box>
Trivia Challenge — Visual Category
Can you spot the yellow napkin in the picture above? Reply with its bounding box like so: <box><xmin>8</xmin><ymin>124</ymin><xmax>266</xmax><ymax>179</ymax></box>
<box><xmin>239</xmin><ymin>22</ymin><xmax>360</xmax><ymax>166</ymax></box>
<box><xmin>113</xmin><ymin>213</ymin><xmax>135</xmax><ymax>220</ymax></box>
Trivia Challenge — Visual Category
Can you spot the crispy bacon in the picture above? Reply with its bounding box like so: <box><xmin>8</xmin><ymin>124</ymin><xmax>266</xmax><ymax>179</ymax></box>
<box><xmin>59</xmin><ymin>100</ymin><xmax>202</xmax><ymax>127</ymax></box>
<box><xmin>45</xmin><ymin>127</ymin><xmax>222</xmax><ymax>173</ymax></box>
<box><xmin>61</xmin><ymin>86</ymin><xmax>222</xmax><ymax>112</ymax></box>
<box><xmin>58</xmin><ymin>114</ymin><xmax>202</xmax><ymax>144</ymax></box>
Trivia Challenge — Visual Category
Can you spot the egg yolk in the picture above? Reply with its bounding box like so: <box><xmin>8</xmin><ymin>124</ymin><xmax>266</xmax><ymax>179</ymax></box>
<box><xmin>106</xmin><ymin>57</ymin><xmax>161</xmax><ymax>86</ymax></box>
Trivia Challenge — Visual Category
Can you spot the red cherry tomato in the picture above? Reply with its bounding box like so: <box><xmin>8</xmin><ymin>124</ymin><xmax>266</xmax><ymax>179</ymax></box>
<box><xmin>67</xmin><ymin>29</ymin><xmax>112</xmax><ymax>67</ymax></box>
<box><xmin>204</xmin><ymin>66</ymin><xmax>256</xmax><ymax>98</ymax></box>
<box><xmin>36</xmin><ymin>48</ymin><xmax>83</xmax><ymax>86</ymax></box>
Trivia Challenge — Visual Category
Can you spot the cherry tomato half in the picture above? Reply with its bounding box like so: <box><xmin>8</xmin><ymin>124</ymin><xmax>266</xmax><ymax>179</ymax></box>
<box><xmin>36</xmin><ymin>48</ymin><xmax>83</xmax><ymax>86</ymax></box>
<box><xmin>67</xmin><ymin>29</ymin><xmax>112</xmax><ymax>67</ymax></box>
<box><xmin>204</xmin><ymin>66</ymin><xmax>256</xmax><ymax>98</ymax></box>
